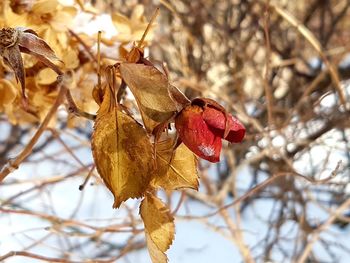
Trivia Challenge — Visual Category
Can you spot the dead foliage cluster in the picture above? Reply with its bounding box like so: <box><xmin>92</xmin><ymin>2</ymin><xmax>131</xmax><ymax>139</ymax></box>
<box><xmin>1</xmin><ymin>0</ymin><xmax>350</xmax><ymax>262</ymax></box>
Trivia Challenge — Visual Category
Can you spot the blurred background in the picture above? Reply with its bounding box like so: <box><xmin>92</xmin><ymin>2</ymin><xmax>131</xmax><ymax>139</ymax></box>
<box><xmin>1</xmin><ymin>0</ymin><xmax>350</xmax><ymax>262</ymax></box>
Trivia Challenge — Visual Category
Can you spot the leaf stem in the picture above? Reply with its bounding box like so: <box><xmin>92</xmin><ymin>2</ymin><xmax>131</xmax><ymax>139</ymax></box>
<box><xmin>97</xmin><ymin>31</ymin><xmax>102</xmax><ymax>89</ymax></box>
<box><xmin>138</xmin><ymin>7</ymin><xmax>160</xmax><ymax>48</ymax></box>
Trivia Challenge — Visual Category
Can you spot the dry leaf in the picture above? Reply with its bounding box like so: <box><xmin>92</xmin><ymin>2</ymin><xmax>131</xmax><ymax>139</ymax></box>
<box><xmin>0</xmin><ymin>27</ymin><xmax>61</xmax><ymax>100</ymax></box>
<box><xmin>112</xmin><ymin>4</ymin><xmax>153</xmax><ymax>43</ymax></box>
<box><xmin>92</xmin><ymin>87</ymin><xmax>154</xmax><ymax>208</ymax></box>
<box><xmin>36</xmin><ymin>68</ymin><xmax>58</xmax><ymax>85</ymax></box>
<box><xmin>61</xmin><ymin>48</ymin><xmax>79</xmax><ymax>69</ymax></box>
<box><xmin>0</xmin><ymin>79</ymin><xmax>18</xmax><ymax>108</ymax></box>
<box><xmin>31</xmin><ymin>0</ymin><xmax>59</xmax><ymax>15</ymax></box>
<box><xmin>145</xmin><ymin>234</ymin><xmax>168</xmax><ymax>263</ymax></box>
<box><xmin>152</xmin><ymin>140</ymin><xmax>199</xmax><ymax>191</ymax></box>
<box><xmin>140</xmin><ymin>193</ymin><xmax>175</xmax><ymax>263</ymax></box>
<box><xmin>119</xmin><ymin>63</ymin><xmax>178</xmax><ymax>133</ymax></box>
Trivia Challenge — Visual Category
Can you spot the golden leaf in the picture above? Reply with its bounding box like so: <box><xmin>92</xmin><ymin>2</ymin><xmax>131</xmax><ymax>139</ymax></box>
<box><xmin>36</xmin><ymin>68</ymin><xmax>58</xmax><ymax>85</ymax></box>
<box><xmin>140</xmin><ymin>193</ymin><xmax>175</xmax><ymax>263</ymax></box>
<box><xmin>112</xmin><ymin>4</ymin><xmax>153</xmax><ymax>43</ymax></box>
<box><xmin>51</xmin><ymin>7</ymin><xmax>76</xmax><ymax>32</ymax></box>
<box><xmin>119</xmin><ymin>63</ymin><xmax>177</xmax><ymax>133</ymax></box>
<box><xmin>61</xmin><ymin>48</ymin><xmax>79</xmax><ymax>70</ymax></box>
<box><xmin>0</xmin><ymin>79</ymin><xmax>17</xmax><ymax>108</ymax></box>
<box><xmin>145</xmin><ymin>234</ymin><xmax>168</xmax><ymax>263</ymax></box>
<box><xmin>112</xmin><ymin>13</ymin><xmax>131</xmax><ymax>36</ymax></box>
<box><xmin>92</xmin><ymin>87</ymin><xmax>154</xmax><ymax>208</ymax></box>
<box><xmin>31</xmin><ymin>0</ymin><xmax>59</xmax><ymax>15</ymax></box>
<box><xmin>3</xmin><ymin>3</ymin><xmax>27</xmax><ymax>27</ymax></box>
<box><xmin>152</xmin><ymin>142</ymin><xmax>199</xmax><ymax>191</ymax></box>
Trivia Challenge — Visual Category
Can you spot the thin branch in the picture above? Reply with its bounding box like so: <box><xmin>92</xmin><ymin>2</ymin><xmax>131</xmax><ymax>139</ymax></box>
<box><xmin>193</xmin><ymin>161</ymin><xmax>341</xmax><ymax>219</ymax></box>
<box><xmin>270</xmin><ymin>2</ymin><xmax>347</xmax><ymax>107</ymax></box>
<box><xmin>0</xmin><ymin>84</ymin><xmax>67</xmax><ymax>182</ymax></box>
<box><xmin>297</xmin><ymin>198</ymin><xmax>350</xmax><ymax>262</ymax></box>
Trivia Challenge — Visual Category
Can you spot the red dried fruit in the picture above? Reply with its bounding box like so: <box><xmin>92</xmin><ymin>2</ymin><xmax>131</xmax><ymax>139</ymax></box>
<box><xmin>175</xmin><ymin>98</ymin><xmax>245</xmax><ymax>162</ymax></box>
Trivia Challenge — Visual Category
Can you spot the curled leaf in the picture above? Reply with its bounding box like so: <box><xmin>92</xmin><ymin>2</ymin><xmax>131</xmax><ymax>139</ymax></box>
<box><xmin>140</xmin><ymin>193</ymin><xmax>175</xmax><ymax>263</ymax></box>
<box><xmin>202</xmin><ymin>106</ymin><xmax>245</xmax><ymax>143</ymax></box>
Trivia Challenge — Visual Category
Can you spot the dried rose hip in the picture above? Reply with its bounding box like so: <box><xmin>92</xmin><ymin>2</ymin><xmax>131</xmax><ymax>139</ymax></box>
<box><xmin>175</xmin><ymin>98</ymin><xmax>245</xmax><ymax>162</ymax></box>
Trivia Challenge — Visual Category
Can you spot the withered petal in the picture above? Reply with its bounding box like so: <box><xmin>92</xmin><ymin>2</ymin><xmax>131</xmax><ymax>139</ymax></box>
<box><xmin>203</xmin><ymin>106</ymin><xmax>245</xmax><ymax>143</ymax></box>
<box><xmin>2</xmin><ymin>45</ymin><xmax>26</xmax><ymax>98</ymax></box>
<box><xmin>175</xmin><ymin>105</ymin><xmax>222</xmax><ymax>162</ymax></box>
<box><xmin>19</xmin><ymin>46</ymin><xmax>63</xmax><ymax>75</ymax></box>
<box><xmin>18</xmin><ymin>31</ymin><xmax>59</xmax><ymax>61</ymax></box>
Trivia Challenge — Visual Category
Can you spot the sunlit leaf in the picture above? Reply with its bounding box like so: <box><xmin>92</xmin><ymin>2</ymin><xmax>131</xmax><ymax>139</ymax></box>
<box><xmin>92</xmin><ymin>87</ymin><xmax>154</xmax><ymax>208</ymax></box>
<box><xmin>112</xmin><ymin>13</ymin><xmax>131</xmax><ymax>36</ymax></box>
<box><xmin>140</xmin><ymin>193</ymin><xmax>174</xmax><ymax>263</ymax></box>
<box><xmin>61</xmin><ymin>48</ymin><xmax>79</xmax><ymax>69</ymax></box>
<box><xmin>119</xmin><ymin>63</ymin><xmax>177</xmax><ymax>133</ymax></box>
<box><xmin>0</xmin><ymin>79</ymin><xmax>17</xmax><ymax>108</ymax></box>
<box><xmin>31</xmin><ymin>0</ymin><xmax>59</xmax><ymax>15</ymax></box>
<box><xmin>145</xmin><ymin>234</ymin><xmax>168</xmax><ymax>263</ymax></box>
<box><xmin>36</xmin><ymin>68</ymin><xmax>58</xmax><ymax>85</ymax></box>
<box><xmin>152</xmin><ymin>141</ymin><xmax>199</xmax><ymax>191</ymax></box>
<box><xmin>112</xmin><ymin>4</ymin><xmax>152</xmax><ymax>43</ymax></box>
<box><xmin>18</xmin><ymin>29</ymin><xmax>59</xmax><ymax>61</ymax></box>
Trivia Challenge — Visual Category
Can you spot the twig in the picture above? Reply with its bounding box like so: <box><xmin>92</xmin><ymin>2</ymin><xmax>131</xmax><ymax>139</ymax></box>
<box><xmin>79</xmin><ymin>164</ymin><xmax>96</xmax><ymax>191</ymax></box>
<box><xmin>297</xmin><ymin>198</ymin><xmax>350</xmax><ymax>262</ymax></box>
<box><xmin>0</xmin><ymin>251</ymin><xmax>82</xmax><ymax>263</ymax></box>
<box><xmin>0</xmin><ymin>85</ymin><xmax>67</xmax><ymax>182</ymax></box>
<box><xmin>263</xmin><ymin>1</ymin><xmax>274</xmax><ymax>126</ymax></box>
<box><xmin>65</xmin><ymin>89</ymin><xmax>96</xmax><ymax>120</ymax></box>
<box><xmin>138</xmin><ymin>8</ymin><xmax>160</xmax><ymax>48</ymax></box>
<box><xmin>195</xmin><ymin>161</ymin><xmax>341</xmax><ymax>219</ymax></box>
<box><xmin>220</xmin><ymin>209</ymin><xmax>255</xmax><ymax>263</ymax></box>
<box><xmin>68</xmin><ymin>29</ymin><xmax>97</xmax><ymax>63</ymax></box>
<box><xmin>270</xmin><ymin>3</ymin><xmax>347</xmax><ymax>107</ymax></box>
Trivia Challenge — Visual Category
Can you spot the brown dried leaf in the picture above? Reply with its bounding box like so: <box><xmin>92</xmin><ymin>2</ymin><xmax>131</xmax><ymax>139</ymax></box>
<box><xmin>152</xmin><ymin>140</ymin><xmax>199</xmax><ymax>191</ymax></box>
<box><xmin>140</xmin><ymin>193</ymin><xmax>174</xmax><ymax>263</ymax></box>
<box><xmin>92</xmin><ymin>87</ymin><xmax>154</xmax><ymax>208</ymax></box>
<box><xmin>168</xmin><ymin>85</ymin><xmax>190</xmax><ymax>111</ymax></box>
<box><xmin>119</xmin><ymin>63</ymin><xmax>178</xmax><ymax>133</ymax></box>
